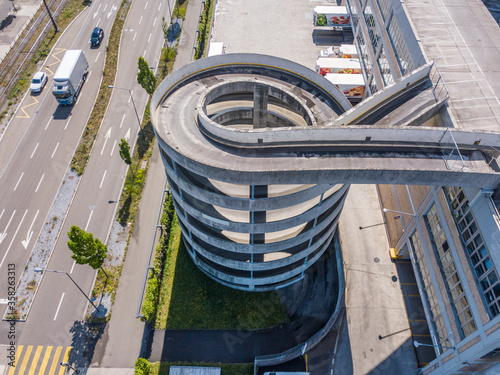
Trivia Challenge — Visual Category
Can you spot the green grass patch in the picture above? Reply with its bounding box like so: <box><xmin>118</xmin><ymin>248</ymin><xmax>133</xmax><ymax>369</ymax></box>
<box><xmin>154</xmin><ymin>219</ymin><xmax>288</xmax><ymax>330</ymax></box>
<box><xmin>150</xmin><ymin>361</ymin><xmax>253</xmax><ymax>375</ymax></box>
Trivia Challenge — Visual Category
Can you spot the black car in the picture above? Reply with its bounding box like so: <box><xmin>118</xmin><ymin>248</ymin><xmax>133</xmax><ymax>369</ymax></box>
<box><xmin>90</xmin><ymin>27</ymin><xmax>104</xmax><ymax>47</ymax></box>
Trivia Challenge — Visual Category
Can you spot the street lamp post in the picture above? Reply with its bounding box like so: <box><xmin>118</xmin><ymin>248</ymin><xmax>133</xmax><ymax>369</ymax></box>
<box><xmin>34</xmin><ymin>268</ymin><xmax>98</xmax><ymax>310</ymax></box>
<box><xmin>107</xmin><ymin>85</ymin><xmax>142</xmax><ymax>128</ymax></box>
<box><xmin>414</xmin><ymin>340</ymin><xmax>454</xmax><ymax>350</ymax></box>
<box><xmin>60</xmin><ymin>362</ymin><xmax>79</xmax><ymax>373</ymax></box>
<box><xmin>382</xmin><ymin>208</ymin><xmax>416</xmax><ymax>217</ymax></box>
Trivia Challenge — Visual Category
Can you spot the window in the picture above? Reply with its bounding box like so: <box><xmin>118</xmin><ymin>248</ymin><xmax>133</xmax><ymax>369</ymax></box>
<box><xmin>426</xmin><ymin>204</ymin><xmax>477</xmax><ymax>338</ymax></box>
<box><xmin>376</xmin><ymin>0</ymin><xmax>392</xmax><ymax>22</ymax></box>
<box><xmin>410</xmin><ymin>231</ymin><xmax>450</xmax><ymax>353</ymax></box>
<box><xmin>445</xmin><ymin>187</ymin><xmax>500</xmax><ymax>318</ymax></box>
<box><xmin>387</xmin><ymin>17</ymin><xmax>414</xmax><ymax>75</ymax></box>
<box><xmin>364</xmin><ymin>4</ymin><xmax>380</xmax><ymax>51</ymax></box>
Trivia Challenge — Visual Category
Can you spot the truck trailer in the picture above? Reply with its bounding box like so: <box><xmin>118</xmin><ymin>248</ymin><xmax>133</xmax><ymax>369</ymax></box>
<box><xmin>52</xmin><ymin>50</ymin><xmax>88</xmax><ymax>105</ymax></box>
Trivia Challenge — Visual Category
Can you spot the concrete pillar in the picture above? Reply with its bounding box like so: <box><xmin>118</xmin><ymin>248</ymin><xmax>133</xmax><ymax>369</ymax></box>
<box><xmin>253</xmin><ymin>83</ymin><xmax>269</xmax><ymax>129</ymax></box>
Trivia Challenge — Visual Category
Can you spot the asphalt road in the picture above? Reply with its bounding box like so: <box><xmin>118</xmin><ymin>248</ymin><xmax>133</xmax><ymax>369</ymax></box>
<box><xmin>0</xmin><ymin>0</ymin><xmax>173</xmax><ymax>354</ymax></box>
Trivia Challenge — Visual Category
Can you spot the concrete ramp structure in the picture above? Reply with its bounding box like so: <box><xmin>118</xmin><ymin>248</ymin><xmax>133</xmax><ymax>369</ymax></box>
<box><xmin>151</xmin><ymin>53</ymin><xmax>500</xmax><ymax>291</ymax></box>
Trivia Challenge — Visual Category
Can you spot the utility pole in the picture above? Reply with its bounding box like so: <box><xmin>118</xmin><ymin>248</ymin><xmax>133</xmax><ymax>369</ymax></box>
<box><xmin>42</xmin><ymin>0</ymin><xmax>58</xmax><ymax>32</ymax></box>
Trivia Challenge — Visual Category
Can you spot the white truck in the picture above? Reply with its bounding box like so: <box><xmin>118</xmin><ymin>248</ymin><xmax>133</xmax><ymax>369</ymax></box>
<box><xmin>52</xmin><ymin>50</ymin><xmax>88</xmax><ymax>105</ymax></box>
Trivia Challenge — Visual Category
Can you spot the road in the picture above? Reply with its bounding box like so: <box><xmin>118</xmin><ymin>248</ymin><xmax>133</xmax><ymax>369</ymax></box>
<box><xmin>0</xmin><ymin>0</ymin><xmax>173</xmax><ymax>363</ymax></box>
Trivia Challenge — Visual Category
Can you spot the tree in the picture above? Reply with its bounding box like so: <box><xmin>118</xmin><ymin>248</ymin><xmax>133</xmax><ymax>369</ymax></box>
<box><xmin>67</xmin><ymin>226</ymin><xmax>107</xmax><ymax>270</ymax></box>
<box><xmin>137</xmin><ymin>56</ymin><xmax>156</xmax><ymax>96</ymax></box>
<box><xmin>119</xmin><ymin>138</ymin><xmax>132</xmax><ymax>165</ymax></box>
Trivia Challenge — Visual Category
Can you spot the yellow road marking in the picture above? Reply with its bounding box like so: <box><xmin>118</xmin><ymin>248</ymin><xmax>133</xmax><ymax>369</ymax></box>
<box><xmin>38</xmin><ymin>346</ymin><xmax>52</xmax><ymax>375</ymax></box>
<box><xmin>16</xmin><ymin>95</ymin><xmax>39</xmax><ymax>119</ymax></box>
<box><xmin>8</xmin><ymin>345</ymin><xmax>23</xmax><ymax>375</ymax></box>
<box><xmin>18</xmin><ymin>345</ymin><xmax>33</xmax><ymax>374</ymax></box>
<box><xmin>58</xmin><ymin>347</ymin><xmax>72</xmax><ymax>375</ymax></box>
<box><xmin>48</xmin><ymin>346</ymin><xmax>62</xmax><ymax>375</ymax></box>
<box><xmin>28</xmin><ymin>346</ymin><xmax>43</xmax><ymax>375</ymax></box>
<box><xmin>45</xmin><ymin>48</ymin><xmax>66</xmax><ymax>76</ymax></box>
<box><xmin>305</xmin><ymin>353</ymin><xmax>308</xmax><ymax>371</ymax></box>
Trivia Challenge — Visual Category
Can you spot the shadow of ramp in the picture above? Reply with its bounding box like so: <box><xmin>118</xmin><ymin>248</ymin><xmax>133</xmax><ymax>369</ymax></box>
<box><xmin>68</xmin><ymin>319</ymin><xmax>107</xmax><ymax>373</ymax></box>
<box><xmin>366</xmin><ymin>337</ymin><xmax>417</xmax><ymax>375</ymax></box>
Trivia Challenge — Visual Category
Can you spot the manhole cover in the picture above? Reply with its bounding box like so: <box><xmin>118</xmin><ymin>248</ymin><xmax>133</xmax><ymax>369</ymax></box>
<box><xmin>374</xmin><ymin>257</ymin><xmax>380</xmax><ymax>263</ymax></box>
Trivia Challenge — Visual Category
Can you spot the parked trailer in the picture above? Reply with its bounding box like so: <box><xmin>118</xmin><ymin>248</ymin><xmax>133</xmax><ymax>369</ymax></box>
<box><xmin>325</xmin><ymin>73</ymin><xmax>365</xmax><ymax>98</ymax></box>
<box><xmin>316</xmin><ymin>58</ymin><xmax>362</xmax><ymax>75</ymax></box>
<box><xmin>52</xmin><ymin>50</ymin><xmax>89</xmax><ymax>105</ymax></box>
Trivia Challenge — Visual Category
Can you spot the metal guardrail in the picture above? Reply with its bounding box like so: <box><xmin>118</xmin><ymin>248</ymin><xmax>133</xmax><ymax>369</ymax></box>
<box><xmin>253</xmin><ymin>236</ymin><xmax>345</xmax><ymax>374</ymax></box>
<box><xmin>429</xmin><ymin>62</ymin><xmax>449</xmax><ymax>104</ymax></box>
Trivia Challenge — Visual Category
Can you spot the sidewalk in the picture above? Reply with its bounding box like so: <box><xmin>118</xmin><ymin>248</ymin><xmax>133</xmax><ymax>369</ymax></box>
<box><xmin>93</xmin><ymin>0</ymin><xmax>202</xmax><ymax>369</ymax></box>
<box><xmin>335</xmin><ymin>184</ymin><xmax>417</xmax><ymax>375</ymax></box>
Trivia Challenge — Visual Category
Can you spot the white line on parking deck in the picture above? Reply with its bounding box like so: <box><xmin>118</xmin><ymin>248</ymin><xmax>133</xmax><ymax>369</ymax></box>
<box><xmin>148</xmin><ymin>33</ymin><xmax>152</xmax><ymax>43</ymax></box>
<box><xmin>30</xmin><ymin>143</ymin><xmax>39</xmax><ymax>159</ymax></box>
<box><xmin>14</xmin><ymin>172</ymin><xmax>24</xmax><ymax>191</ymax></box>
<box><xmin>144</xmin><ymin>2</ymin><xmax>148</xmax><ymax>10</ymax></box>
<box><xmin>153</xmin><ymin>17</ymin><xmax>157</xmax><ymax>27</ymax></box>
<box><xmin>133</xmin><ymin>32</ymin><xmax>137</xmax><ymax>41</ymax></box>
<box><xmin>35</xmin><ymin>174</ymin><xmax>44</xmax><ymax>193</ymax></box>
<box><xmin>110</xmin><ymin>140</ymin><xmax>117</xmax><ymax>156</ymax></box>
<box><xmin>139</xmin><ymin>16</ymin><xmax>143</xmax><ymax>25</ymax></box>
<box><xmin>120</xmin><ymin>114</ymin><xmax>126</xmax><ymax>128</ymax></box>
<box><xmin>70</xmin><ymin>260</ymin><xmax>76</xmax><ymax>274</ymax></box>
<box><xmin>95</xmin><ymin>52</ymin><xmax>101</xmax><ymax>63</ymax></box>
<box><xmin>45</xmin><ymin>119</ymin><xmax>51</xmax><ymax>130</ymax></box>
<box><xmin>51</xmin><ymin>142</ymin><xmax>59</xmax><ymax>158</ymax></box>
<box><xmin>54</xmin><ymin>293</ymin><xmax>65</xmax><ymax>321</ymax></box>
<box><xmin>100</xmin><ymin>170</ymin><xmax>107</xmax><ymax>189</ymax></box>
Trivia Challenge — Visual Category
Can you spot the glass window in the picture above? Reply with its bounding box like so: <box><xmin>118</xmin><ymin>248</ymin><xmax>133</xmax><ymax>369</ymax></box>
<box><xmin>410</xmin><ymin>231</ymin><xmax>450</xmax><ymax>353</ymax></box>
<box><xmin>425</xmin><ymin>204</ymin><xmax>476</xmax><ymax>339</ymax></box>
<box><xmin>445</xmin><ymin>187</ymin><xmax>500</xmax><ymax>319</ymax></box>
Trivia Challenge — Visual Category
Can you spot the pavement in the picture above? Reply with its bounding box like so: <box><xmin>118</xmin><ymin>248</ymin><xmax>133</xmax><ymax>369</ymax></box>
<box><xmin>0</xmin><ymin>0</ymin><xmax>42</xmax><ymax>64</ymax></box>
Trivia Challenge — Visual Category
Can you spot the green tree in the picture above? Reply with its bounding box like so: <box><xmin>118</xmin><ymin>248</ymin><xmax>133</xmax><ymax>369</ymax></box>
<box><xmin>67</xmin><ymin>226</ymin><xmax>107</xmax><ymax>270</ymax></box>
<box><xmin>137</xmin><ymin>56</ymin><xmax>156</xmax><ymax>96</ymax></box>
<box><xmin>119</xmin><ymin>138</ymin><xmax>132</xmax><ymax>165</ymax></box>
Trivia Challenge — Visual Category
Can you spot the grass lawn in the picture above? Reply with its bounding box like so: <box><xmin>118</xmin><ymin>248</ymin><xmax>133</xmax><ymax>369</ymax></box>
<box><xmin>151</xmin><ymin>361</ymin><xmax>253</xmax><ymax>375</ymax></box>
<box><xmin>155</xmin><ymin>215</ymin><xmax>289</xmax><ymax>330</ymax></box>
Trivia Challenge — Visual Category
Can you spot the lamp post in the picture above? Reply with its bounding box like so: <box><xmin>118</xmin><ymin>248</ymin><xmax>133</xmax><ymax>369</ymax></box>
<box><xmin>107</xmin><ymin>85</ymin><xmax>142</xmax><ymax>128</ymax></box>
<box><xmin>34</xmin><ymin>268</ymin><xmax>98</xmax><ymax>310</ymax></box>
<box><xmin>60</xmin><ymin>362</ymin><xmax>79</xmax><ymax>373</ymax></box>
<box><xmin>413</xmin><ymin>340</ymin><xmax>454</xmax><ymax>350</ymax></box>
<box><xmin>382</xmin><ymin>208</ymin><xmax>416</xmax><ymax>217</ymax></box>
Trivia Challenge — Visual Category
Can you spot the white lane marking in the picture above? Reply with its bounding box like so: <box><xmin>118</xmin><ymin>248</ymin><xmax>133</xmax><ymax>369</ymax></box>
<box><xmin>30</xmin><ymin>142</ymin><xmax>39</xmax><ymax>158</ymax></box>
<box><xmin>133</xmin><ymin>32</ymin><xmax>137</xmax><ymax>41</ymax></box>
<box><xmin>54</xmin><ymin>293</ymin><xmax>65</xmax><ymax>321</ymax></box>
<box><xmin>124</xmin><ymin>128</ymin><xmax>131</xmax><ymax>141</ymax></box>
<box><xmin>158</xmin><ymin>3</ymin><xmax>161</xmax><ymax>11</ymax></box>
<box><xmin>0</xmin><ymin>209</ymin><xmax>4</xmax><ymax>220</ymax></box>
<box><xmin>85</xmin><ymin>210</ymin><xmax>94</xmax><ymax>231</ymax></box>
<box><xmin>95</xmin><ymin>52</ymin><xmax>101</xmax><ymax>63</ymax></box>
<box><xmin>139</xmin><ymin>16</ymin><xmax>143</xmax><ymax>25</ymax></box>
<box><xmin>103</xmin><ymin>4</ymin><xmax>108</xmax><ymax>11</ymax></box>
<box><xmin>153</xmin><ymin>17</ymin><xmax>157</xmax><ymax>27</ymax></box>
<box><xmin>64</xmin><ymin>116</ymin><xmax>72</xmax><ymax>130</ymax></box>
<box><xmin>35</xmin><ymin>174</ymin><xmax>44</xmax><ymax>193</ymax></box>
<box><xmin>143</xmin><ymin>49</ymin><xmax>146</xmax><ymax>57</ymax></box>
<box><xmin>148</xmin><ymin>33</ymin><xmax>152</xmax><ymax>43</ymax></box>
<box><xmin>0</xmin><ymin>210</ymin><xmax>15</xmax><ymax>245</ymax></box>
<box><xmin>0</xmin><ymin>299</ymin><xmax>8</xmax><ymax>304</ymax></box>
<box><xmin>120</xmin><ymin>114</ymin><xmax>125</xmax><ymax>128</ymax></box>
<box><xmin>97</xmin><ymin>18</ymin><xmax>101</xmax><ymax>25</ymax></box>
<box><xmin>14</xmin><ymin>172</ymin><xmax>24</xmax><ymax>191</ymax></box>
<box><xmin>21</xmin><ymin>210</ymin><xmax>39</xmax><ymax>249</ymax></box>
<box><xmin>51</xmin><ymin>142</ymin><xmax>59</xmax><ymax>158</ymax></box>
<box><xmin>45</xmin><ymin>119</ymin><xmax>51</xmax><ymax>130</ymax></box>
<box><xmin>70</xmin><ymin>260</ymin><xmax>76</xmax><ymax>274</ymax></box>
<box><xmin>110</xmin><ymin>140</ymin><xmax>117</xmax><ymax>156</ymax></box>
<box><xmin>0</xmin><ymin>209</ymin><xmax>27</xmax><ymax>269</ymax></box>
<box><xmin>100</xmin><ymin>128</ymin><xmax>112</xmax><ymax>155</ymax></box>
<box><xmin>144</xmin><ymin>2</ymin><xmax>148</xmax><ymax>10</ymax></box>
<box><xmin>96</xmin><ymin>4</ymin><xmax>102</xmax><ymax>12</ymax></box>
<box><xmin>100</xmin><ymin>170</ymin><xmax>107</xmax><ymax>188</ymax></box>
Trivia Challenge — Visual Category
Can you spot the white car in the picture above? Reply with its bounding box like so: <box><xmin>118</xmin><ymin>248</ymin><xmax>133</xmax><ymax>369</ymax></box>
<box><xmin>30</xmin><ymin>71</ymin><xmax>48</xmax><ymax>93</ymax></box>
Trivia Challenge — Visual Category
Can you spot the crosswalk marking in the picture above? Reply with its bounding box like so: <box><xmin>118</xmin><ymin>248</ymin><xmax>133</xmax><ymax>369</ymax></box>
<box><xmin>49</xmin><ymin>346</ymin><xmax>63</xmax><ymax>374</ymax></box>
<box><xmin>58</xmin><ymin>347</ymin><xmax>72</xmax><ymax>375</ymax></box>
<box><xmin>8</xmin><ymin>345</ymin><xmax>23</xmax><ymax>375</ymax></box>
<box><xmin>28</xmin><ymin>346</ymin><xmax>42</xmax><ymax>375</ymax></box>
<box><xmin>6</xmin><ymin>345</ymin><xmax>73</xmax><ymax>374</ymax></box>
<box><xmin>18</xmin><ymin>345</ymin><xmax>33</xmax><ymax>374</ymax></box>
<box><xmin>39</xmin><ymin>346</ymin><xmax>52</xmax><ymax>374</ymax></box>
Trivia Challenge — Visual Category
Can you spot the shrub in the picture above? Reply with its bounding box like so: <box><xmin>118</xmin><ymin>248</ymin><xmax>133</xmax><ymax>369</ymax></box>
<box><xmin>135</xmin><ymin>358</ymin><xmax>151</xmax><ymax>375</ymax></box>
